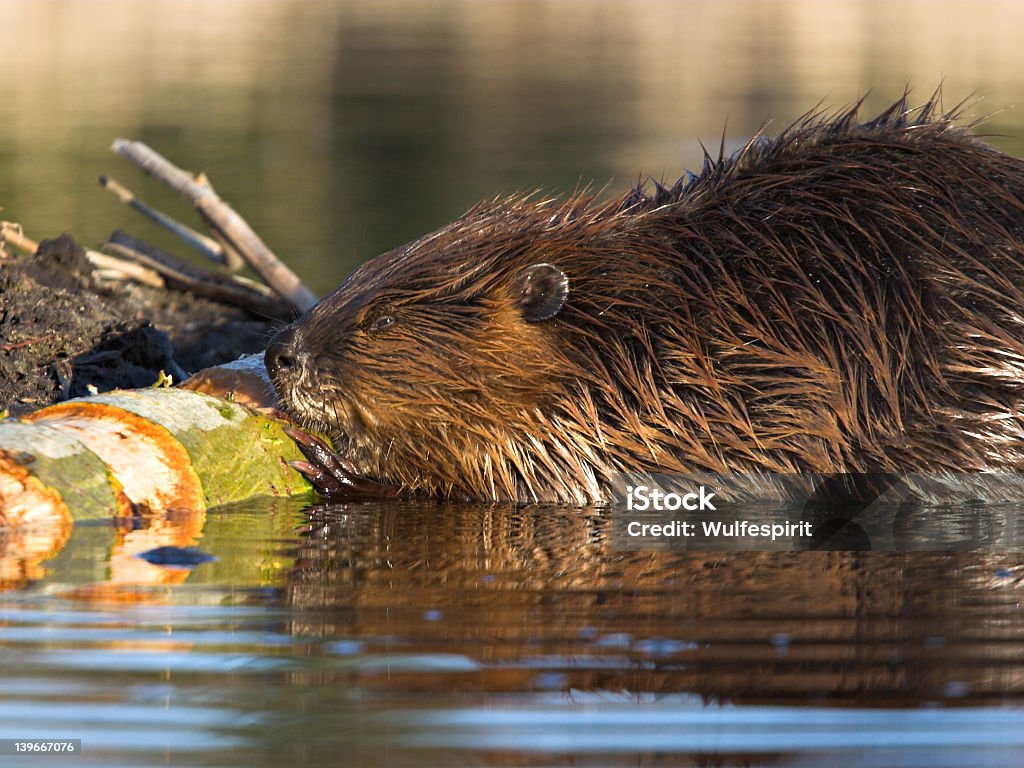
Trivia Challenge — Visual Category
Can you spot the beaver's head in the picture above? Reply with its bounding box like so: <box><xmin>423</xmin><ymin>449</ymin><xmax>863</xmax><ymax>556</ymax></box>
<box><xmin>266</xmin><ymin>195</ymin><xmax>673</xmax><ymax>503</ymax></box>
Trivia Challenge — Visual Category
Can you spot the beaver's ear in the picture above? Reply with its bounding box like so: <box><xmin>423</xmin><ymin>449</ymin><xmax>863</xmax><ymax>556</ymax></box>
<box><xmin>516</xmin><ymin>263</ymin><xmax>569</xmax><ymax>322</ymax></box>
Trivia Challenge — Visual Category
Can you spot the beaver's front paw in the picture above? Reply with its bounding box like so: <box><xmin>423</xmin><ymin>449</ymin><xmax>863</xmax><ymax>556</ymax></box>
<box><xmin>284</xmin><ymin>426</ymin><xmax>401</xmax><ymax>499</ymax></box>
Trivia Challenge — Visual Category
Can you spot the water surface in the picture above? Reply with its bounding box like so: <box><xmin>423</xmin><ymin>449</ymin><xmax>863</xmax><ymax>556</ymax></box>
<box><xmin>2</xmin><ymin>499</ymin><xmax>1023</xmax><ymax>766</ymax></box>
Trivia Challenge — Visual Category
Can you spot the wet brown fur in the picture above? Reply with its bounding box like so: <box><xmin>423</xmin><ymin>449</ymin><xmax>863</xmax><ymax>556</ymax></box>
<box><xmin>269</xmin><ymin>93</ymin><xmax>1024</xmax><ymax>503</ymax></box>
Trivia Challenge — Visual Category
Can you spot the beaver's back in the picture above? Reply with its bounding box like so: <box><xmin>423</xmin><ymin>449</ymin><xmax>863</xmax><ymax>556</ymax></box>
<box><xmin>547</xmin><ymin>97</ymin><xmax>1024</xmax><ymax>480</ymax></box>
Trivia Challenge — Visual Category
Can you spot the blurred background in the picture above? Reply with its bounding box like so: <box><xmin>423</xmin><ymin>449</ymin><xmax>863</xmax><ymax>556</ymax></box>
<box><xmin>4</xmin><ymin>6</ymin><xmax>1024</xmax><ymax>764</ymax></box>
<box><xmin>2</xmin><ymin>0</ymin><xmax>1024</xmax><ymax>296</ymax></box>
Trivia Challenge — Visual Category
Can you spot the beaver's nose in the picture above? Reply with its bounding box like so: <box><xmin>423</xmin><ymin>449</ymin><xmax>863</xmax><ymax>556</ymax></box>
<box><xmin>265</xmin><ymin>324</ymin><xmax>304</xmax><ymax>379</ymax></box>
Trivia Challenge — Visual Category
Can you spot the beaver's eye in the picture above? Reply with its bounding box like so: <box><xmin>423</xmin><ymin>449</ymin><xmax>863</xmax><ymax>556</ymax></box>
<box><xmin>368</xmin><ymin>314</ymin><xmax>396</xmax><ymax>333</ymax></box>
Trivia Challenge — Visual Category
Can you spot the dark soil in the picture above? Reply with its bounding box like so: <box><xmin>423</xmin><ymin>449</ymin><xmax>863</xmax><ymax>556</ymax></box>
<box><xmin>0</xmin><ymin>235</ymin><xmax>281</xmax><ymax>415</ymax></box>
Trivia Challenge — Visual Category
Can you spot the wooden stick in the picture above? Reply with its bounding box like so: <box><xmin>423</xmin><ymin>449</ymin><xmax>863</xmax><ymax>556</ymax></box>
<box><xmin>98</xmin><ymin>174</ymin><xmax>240</xmax><ymax>269</ymax></box>
<box><xmin>86</xmin><ymin>251</ymin><xmax>165</xmax><ymax>288</ymax></box>
<box><xmin>210</xmin><ymin>231</ymin><xmax>247</xmax><ymax>271</ymax></box>
<box><xmin>111</xmin><ymin>139</ymin><xmax>318</xmax><ymax>312</ymax></box>
<box><xmin>0</xmin><ymin>222</ymin><xmax>163</xmax><ymax>287</ymax></box>
<box><xmin>0</xmin><ymin>221</ymin><xmax>38</xmax><ymax>255</ymax></box>
<box><xmin>104</xmin><ymin>230</ymin><xmax>294</xmax><ymax>320</ymax></box>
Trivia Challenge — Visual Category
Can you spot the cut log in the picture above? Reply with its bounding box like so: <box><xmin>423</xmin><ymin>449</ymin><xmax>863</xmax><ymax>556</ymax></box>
<box><xmin>0</xmin><ymin>385</ymin><xmax>313</xmax><ymax>527</ymax></box>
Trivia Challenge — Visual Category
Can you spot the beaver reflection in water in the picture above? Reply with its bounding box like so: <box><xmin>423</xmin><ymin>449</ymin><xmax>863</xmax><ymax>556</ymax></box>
<box><xmin>266</xmin><ymin>95</ymin><xmax>1024</xmax><ymax>504</ymax></box>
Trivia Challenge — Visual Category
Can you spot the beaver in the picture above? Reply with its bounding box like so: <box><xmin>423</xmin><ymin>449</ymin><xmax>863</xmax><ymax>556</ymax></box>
<box><xmin>265</xmin><ymin>94</ymin><xmax>1024</xmax><ymax>504</ymax></box>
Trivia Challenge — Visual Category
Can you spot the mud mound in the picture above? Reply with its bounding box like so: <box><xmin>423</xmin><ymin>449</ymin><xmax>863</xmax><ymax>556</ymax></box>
<box><xmin>0</xmin><ymin>235</ymin><xmax>276</xmax><ymax>415</ymax></box>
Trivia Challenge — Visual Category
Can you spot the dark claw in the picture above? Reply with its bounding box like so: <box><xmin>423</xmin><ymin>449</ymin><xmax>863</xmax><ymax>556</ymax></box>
<box><xmin>284</xmin><ymin>426</ymin><xmax>401</xmax><ymax>499</ymax></box>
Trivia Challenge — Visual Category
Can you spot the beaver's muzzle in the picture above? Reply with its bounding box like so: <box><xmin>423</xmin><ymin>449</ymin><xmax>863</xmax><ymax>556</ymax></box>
<box><xmin>265</xmin><ymin>324</ymin><xmax>307</xmax><ymax>385</ymax></box>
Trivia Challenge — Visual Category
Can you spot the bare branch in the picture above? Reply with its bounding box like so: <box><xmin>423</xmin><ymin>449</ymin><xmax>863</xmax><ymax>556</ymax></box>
<box><xmin>111</xmin><ymin>139</ymin><xmax>318</xmax><ymax>312</ymax></box>
<box><xmin>104</xmin><ymin>230</ymin><xmax>294</xmax><ymax>321</ymax></box>
<box><xmin>1</xmin><ymin>221</ymin><xmax>162</xmax><ymax>287</ymax></box>
<box><xmin>98</xmin><ymin>174</ymin><xmax>240</xmax><ymax>269</ymax></box>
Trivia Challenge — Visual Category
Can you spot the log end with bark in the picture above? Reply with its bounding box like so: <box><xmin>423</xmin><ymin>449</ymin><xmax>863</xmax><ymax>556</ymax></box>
<box><xmin>0</xmin><ymin>377</ymin><xmax>314</xmax><ymax>528</ymax></box>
